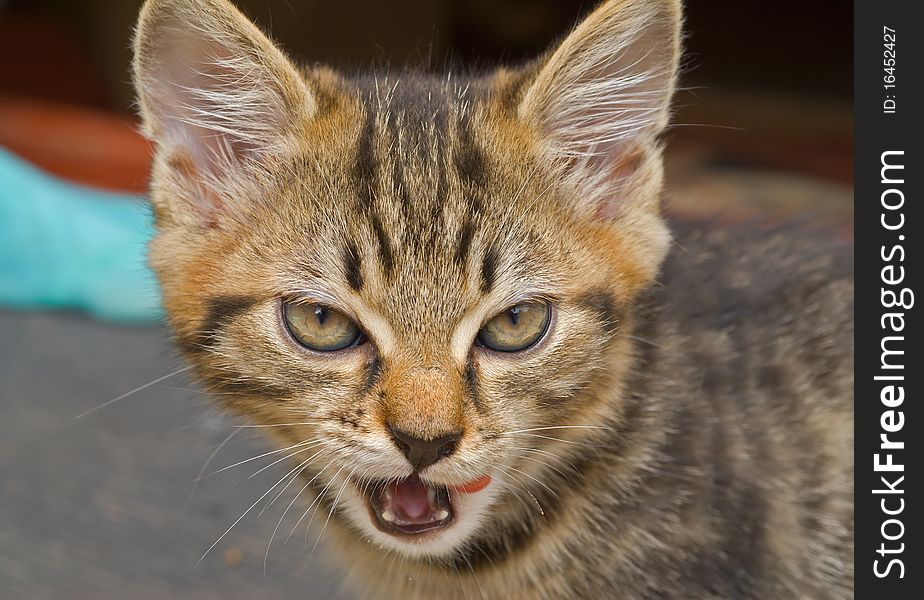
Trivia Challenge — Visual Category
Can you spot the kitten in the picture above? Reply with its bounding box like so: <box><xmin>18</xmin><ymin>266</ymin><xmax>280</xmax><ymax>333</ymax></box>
<box><xmin>133</xmin><ymin>0</ymin><xmax>854</xmax><ymax>598</ymax></box>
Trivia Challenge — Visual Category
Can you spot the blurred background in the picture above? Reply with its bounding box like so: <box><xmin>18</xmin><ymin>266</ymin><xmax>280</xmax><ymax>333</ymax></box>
<box><xmin>0</xmin><ymin>1</ymin><xmax>852</xmax><ymax>598</ymax></box>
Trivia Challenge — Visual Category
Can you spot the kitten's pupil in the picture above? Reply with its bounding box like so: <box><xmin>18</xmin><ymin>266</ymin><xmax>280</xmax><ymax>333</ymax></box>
<box><xmin>315</xmin><ymin>306</ymin><xmax>328</xmax><ymax>326</ymax></box>
<box><xmin>508</xmin><ymin>307</ymin><xmax>521</xmax><ymax>326</ymax></box>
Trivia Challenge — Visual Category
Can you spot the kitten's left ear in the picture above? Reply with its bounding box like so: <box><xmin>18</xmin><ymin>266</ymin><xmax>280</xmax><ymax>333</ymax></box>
<box><xmin>518</xmin><ymin>0</ymin><xmax>682</xmax><ymax>219</ymax></box>
<box><xmin>133</xmin><ymin>0</ymin><xmax>315</xmax><ymax>226</ymax></box>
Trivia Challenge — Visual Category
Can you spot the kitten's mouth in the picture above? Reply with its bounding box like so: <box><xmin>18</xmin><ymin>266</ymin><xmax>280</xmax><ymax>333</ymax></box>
<box><xmin>364</xmin><ymin>474</ymin><xmax>453</xmax><ymax>536</ymax></box>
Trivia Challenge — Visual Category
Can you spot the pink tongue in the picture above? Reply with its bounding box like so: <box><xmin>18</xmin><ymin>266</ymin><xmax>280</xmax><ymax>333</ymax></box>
<box><xmin>392</xmin><ymin>475</ymin><xmax>430</xmax><ymax>520</ymax></box>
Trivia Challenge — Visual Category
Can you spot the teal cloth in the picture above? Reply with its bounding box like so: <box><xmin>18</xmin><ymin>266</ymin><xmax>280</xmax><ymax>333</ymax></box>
<box><xmin>0</xmin><ymin>147</ymin><xmax>163</xmax><ymax>323</ymax></box>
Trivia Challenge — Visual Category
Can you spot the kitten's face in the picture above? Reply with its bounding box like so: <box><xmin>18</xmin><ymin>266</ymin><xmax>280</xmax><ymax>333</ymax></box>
<box><xmin>135</xmin><ymin>0</ymin><xmax>679</xmax><ymax>560</ymax></box>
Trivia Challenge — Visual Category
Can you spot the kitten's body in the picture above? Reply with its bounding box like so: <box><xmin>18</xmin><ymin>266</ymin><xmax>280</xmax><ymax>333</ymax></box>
<box><xmin>133</xmin><ymin>0</ymin><xmax>854</xmax><ymax>597</ymax></box>
<box><xmin>327</xmin><ymin>221</ymin><xmax>854</xmax><ymax>600</ymax></box>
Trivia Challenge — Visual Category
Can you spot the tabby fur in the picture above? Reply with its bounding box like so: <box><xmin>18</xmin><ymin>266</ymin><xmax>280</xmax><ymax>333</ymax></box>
<box><xmin>132</xmin><ymin>0</ymin><xmax>854</xmax><ymax>597</ymax></box>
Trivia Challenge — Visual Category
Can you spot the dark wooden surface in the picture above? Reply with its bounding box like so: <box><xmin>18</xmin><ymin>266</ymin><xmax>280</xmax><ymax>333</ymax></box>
<box><xmin>0</xmin><ymin>310</ymin><xmax>354</xmax><ymax>599</ymax></box>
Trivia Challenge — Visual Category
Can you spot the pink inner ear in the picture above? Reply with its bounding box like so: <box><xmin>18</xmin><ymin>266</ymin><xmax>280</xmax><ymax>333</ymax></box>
<box><xmin>518</xmin><ymin>1</ymin><xmax>678</xmax><ymax>180</ymax></box>
<box><xmin>140</xmin><ymin>11</ymin><xmax>309</xmax><ymax>175</ymax></box>
<box><xmin>140</xmin><ymin>30</ymin><xmax>304</xmax><ymax>225</ymax></box>
<box><xmin>164</xmin><ymin>147</ymin><xmax>227</xmax><ymax>228</ymax></box>
<box><xmin>594</xmin><ymin>147</ymin><xmax>645</xmax><ymax>220</ymax></box>
<box><xmin>134</xmin><ymin>0</ymin><xmax>315</xmax><ymax>229</ymax></box>
<box><xmin>151</xmin><ymin>36</ymin><xmax>264</xmax><ymax>170</ymax></box>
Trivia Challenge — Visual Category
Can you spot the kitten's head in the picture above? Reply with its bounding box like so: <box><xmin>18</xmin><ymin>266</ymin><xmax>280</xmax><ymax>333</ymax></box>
<box><xmin>134</xmin><ymin>0</ymin><xmax>681</xmax><ymax>560</ymax></box>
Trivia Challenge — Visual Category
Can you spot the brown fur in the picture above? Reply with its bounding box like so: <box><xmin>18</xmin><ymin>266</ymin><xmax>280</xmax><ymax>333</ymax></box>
<box><xmin>133</xmin><ymin>0</ymin><xmax>853</xmax><ymax>597</ymax></box>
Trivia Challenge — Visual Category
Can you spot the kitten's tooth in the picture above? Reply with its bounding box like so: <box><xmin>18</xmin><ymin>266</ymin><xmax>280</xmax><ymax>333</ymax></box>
<box><xmin>381</xmin><ymin>510</ymin><xmax>395</xmax><ymax>523</ymax></box>
<box><xmin>435</xmin><ymin>509</ymin><xmax>449</xmax><ymax>521</ymax></box>
<box><xmin>427</xmin><ymin>488</ymin><xmax>436</xmax><ymax>503</ymax></box>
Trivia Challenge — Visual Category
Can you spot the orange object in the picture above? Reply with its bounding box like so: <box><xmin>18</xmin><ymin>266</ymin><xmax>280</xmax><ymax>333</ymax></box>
<box><xmin>0</xmin><ymin>96</ymin><xmax>152</xmax><ymax>194</ymax></box>
<box><xmin>451</xmin><ymin>475</ymin><xmax>492</xmax><ymax>494</ymax></box>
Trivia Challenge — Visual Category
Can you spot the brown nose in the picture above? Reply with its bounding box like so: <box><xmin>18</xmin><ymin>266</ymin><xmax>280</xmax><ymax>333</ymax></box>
<box><xmin>387</xmin><ymin>425</ymin><xmax>462</xmax><ymax>471</ymax></box>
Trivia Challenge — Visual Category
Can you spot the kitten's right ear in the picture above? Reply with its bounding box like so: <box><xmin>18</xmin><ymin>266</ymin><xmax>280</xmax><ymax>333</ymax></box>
<box><xmin>517</xmin><ymin>0</ymin><xmax>682</xmax><ymax>220</ymax></box>
<box><xmin>133</xmin><ymin>0</ymin><xmax>314</xmax><ymax>226</ymax></box>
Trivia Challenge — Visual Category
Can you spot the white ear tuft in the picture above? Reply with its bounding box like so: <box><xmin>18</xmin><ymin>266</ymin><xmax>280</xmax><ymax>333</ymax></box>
<box><xmin>133</xmin><ymin>0</ymin><xmax>313</xmax><ymax>222</ymax></box>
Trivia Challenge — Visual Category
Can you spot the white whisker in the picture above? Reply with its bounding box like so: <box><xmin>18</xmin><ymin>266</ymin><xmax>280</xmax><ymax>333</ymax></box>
<box><xmin>494</xmin><ymin>465</ymin><xmax>545</xmax><ymax>517</ymax></box>
<box><xmin>303</xmin><ymin>463</ymin><xmax>349</xmax><ymax>546</ymax></box>
<box><xmin>284</xmin><ymin>447</ymin><xmax>351</xmax><ymax>544</ymax></box>
<box><xmin>498</xmin><ymin>425</ymin><xmax>613</xmax><ymax>436</ymax></box>
<box><xmin>205</xmin><ymin>438</ymin><xmax>318</xmax><ymax>478</ymax></box>
<box><xmin>259</xmin><ymin>448</ymin><xmax>328</xmax><ymax>516</ymax></box>
<box><xmin>262</xmin><ymin>454</ymin><xmax>326</xmax><ymax>578</ymax></box>
<box><xmin>197</xmin><ymin>453</ymin><xmax>317</xmax><ymax>565</ymax></box>
<box><xmin>503</xmin><ymin>432</ymin><xmax>614</xmax><ymax>449</ymax></box>
<box><xmin>505</xmin><ymin>465</ymin><xmax>560</xmax><ymax>499</ymax></box>
<box><xmin>311</xmin><ymin>466</ymin><xmax>357</xmax><ymax>553</ymax></box>
<box><xmin>245</xmin><ymin>440</ymin><xmax>326</xmax><ymax>482</ymax></box>
<box><xmin>74</xmin><ymin>365</ymin><xmax>194</xmax><ymax>419</ymax></box>
<box><xmin>233</xmin><ymin>421</ymin><xmax>322</xmax><ymax>428</ymax></box>
<box><xmin>186</xmin><ymin>429</ymin><xmax>240</xmax><ymax>512</ymax></box>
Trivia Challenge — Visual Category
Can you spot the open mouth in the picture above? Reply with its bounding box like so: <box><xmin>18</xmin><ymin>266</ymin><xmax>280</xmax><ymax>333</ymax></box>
<box><xmin>360</xmin><ymin>473</ymin><xmax>493</xmax><ymax>539</ymax></box>
<box><xmin>365</xmin><ymin>474</ymin><xmax>454</xmax><ymax>536</ymax></box>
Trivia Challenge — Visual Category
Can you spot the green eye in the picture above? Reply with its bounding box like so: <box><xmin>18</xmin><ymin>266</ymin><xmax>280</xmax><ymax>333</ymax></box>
<box><xmin>283</xmin><ymin>302</ymin><xmax>363</xmax><ymax>352</ymax></box>
<box><xmin>476</xmin><ymin>301</ymin><xmax>551</xmax><ymax>353</ymax></box>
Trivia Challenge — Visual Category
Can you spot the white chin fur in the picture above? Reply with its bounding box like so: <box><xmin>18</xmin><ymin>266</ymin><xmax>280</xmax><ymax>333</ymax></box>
<box><xmin>338</xmin><ymin>472</ymin><xmax>504</xmax><ymax>560</ymax></box>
